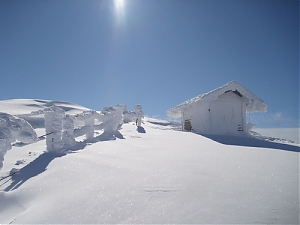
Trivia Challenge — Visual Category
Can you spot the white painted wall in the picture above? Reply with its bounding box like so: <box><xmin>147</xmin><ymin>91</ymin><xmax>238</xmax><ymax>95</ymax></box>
<box><xmin>210</xmin><ymin>92</ymin><xmax>244</xmax><ymax>135</ymax></box>
<box><xmin>183</xmin><ymin>92</ymin><xmax>247</xmax><ymax>136</ymax></box>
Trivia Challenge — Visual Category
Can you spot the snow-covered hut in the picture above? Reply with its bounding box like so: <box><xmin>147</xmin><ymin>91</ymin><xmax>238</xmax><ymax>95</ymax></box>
<box><xmin>167</xmin><ymin>81</ymin><xmax>267</xmax><ymax>136</ymax></box>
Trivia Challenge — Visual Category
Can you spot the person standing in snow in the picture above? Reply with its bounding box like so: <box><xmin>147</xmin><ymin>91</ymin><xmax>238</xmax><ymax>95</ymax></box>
<box><xmin>136</xmin><ymin>118</ymin><xmax>138</xmax><ymax>126</ymax></box>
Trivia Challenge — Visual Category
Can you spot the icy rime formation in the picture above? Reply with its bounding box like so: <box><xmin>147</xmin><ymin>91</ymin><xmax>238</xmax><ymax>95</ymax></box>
<box><xmin>123</xmin><ymin>106</ymin><xmax>136</xmax><ymax>123</ymax></box>
<box><xmin>0</xmin><ymin>103</ymin><xmax>144</xmax><ymax>168</ymax></box>
<box><xmin>85</xmin><ymin>118</ymin><xmax>95</xmax><ymax>139</ymax></box>
<box><xmin>44</xmin><ymin>104</ymin><xmax>141</xmax><ymax>146</ymax></box>
<box><xmin>62</xmin><ymin>115</ymin><xmax>76</xmax><ymax>147</ymax></box>
<box><xmin>135</xmin><ymin>105</ymin><xmax>144</xmax><ymax>126</ymax></box>
<box><xmin>100</xmin><ymin>106</ymin><xmax>122</xmax><ymax>135</ymax></box>
<box><xmin>0</xmin><ymin>113</ymin><xmax>37</xmax><ymax>169</ymax></box>
<box><xmin>45</xmin><ymin>106</ymin><xmax>65</xmax><ymax>152</ymax></box>
<box><xmin>115</xmin><ymin>104</ymin><xmax>125</xmax><ymax>130</ymax></box>
<box><xmin>75</xmin><ymin>110</ymin><xmax>98</xmax><ymax>140</ymax></box>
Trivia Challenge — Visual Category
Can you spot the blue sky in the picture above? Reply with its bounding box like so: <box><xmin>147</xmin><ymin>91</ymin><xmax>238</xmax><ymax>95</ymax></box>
<box><xmin>0</xmin><ymin>0</ymin><xmax>298</xmax><ymax>128</ymax></box>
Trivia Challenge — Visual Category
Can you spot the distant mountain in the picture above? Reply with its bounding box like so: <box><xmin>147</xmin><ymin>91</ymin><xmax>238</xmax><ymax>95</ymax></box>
<box><xmin>0</xmin><ymin>99</ymin><xmax>91</xmax><ymax>116</ymax></box>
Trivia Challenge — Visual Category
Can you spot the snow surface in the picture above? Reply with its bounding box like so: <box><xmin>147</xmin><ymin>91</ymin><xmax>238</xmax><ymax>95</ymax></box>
<box><xmin>0</xmin><ymin>99</ymin><xmax>299</xmax><ymax>224</ymax></box>
<box><xmin>253</xmin><ymin>128</ymin><xmax>299</xmax><ymax>144</ymax></box>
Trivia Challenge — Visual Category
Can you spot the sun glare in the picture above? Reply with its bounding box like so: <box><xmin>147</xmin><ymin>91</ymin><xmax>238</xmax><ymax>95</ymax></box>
<box><xmin>114</xmin><ymin>0</ymin><xmax>124</xmax><ymax>11</ymax></box>
<box><xmin>113</xmin><ymin>0</ymin><xmax>126</xmax><ymax>25</ymax></box>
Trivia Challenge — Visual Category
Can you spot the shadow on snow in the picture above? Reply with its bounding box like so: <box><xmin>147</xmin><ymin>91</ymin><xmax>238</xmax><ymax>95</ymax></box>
<box><xmin>4</xmin><ymin>152</ymin><xmax>65</xmax><ymax>191</ymax></box>
<box><xmin>137</xmin><ymin>126</ymin><xmax>146</xmax><ymax>133</ymax></box>
<box><xmin>201</xmin><ymin>134</ymin><xmax>300</xmax><ymax>153</ymax></box>
<box><xmin>4</xmin><ymin>131</ymin><xmax>125</xmax><ymax>192</ymax></box>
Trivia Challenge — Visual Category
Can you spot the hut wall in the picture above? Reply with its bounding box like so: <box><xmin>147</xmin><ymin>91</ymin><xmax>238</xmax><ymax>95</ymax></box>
<box><xmin>209</xmin><ymin>92</ymin><xmax>245</xmax><ymax>135</ymax></box>
<box><xmin>184</xmin><ymin>91</ymin><xmax>247</xmax><ymax>135</ymax></box>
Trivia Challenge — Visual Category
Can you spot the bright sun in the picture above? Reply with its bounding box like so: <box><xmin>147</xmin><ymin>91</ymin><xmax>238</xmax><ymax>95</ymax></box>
<box><xmin>114</xmin><ymin>0</ymin><xmax>124</xmax><ymax>11</ymax></box>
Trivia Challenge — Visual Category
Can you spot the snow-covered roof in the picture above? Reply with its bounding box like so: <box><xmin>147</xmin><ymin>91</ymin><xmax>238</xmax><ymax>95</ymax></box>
<box><xmin>167</xmin><ymin>81</ymin><xmax>267</xmax><ymax>118</ymax></box>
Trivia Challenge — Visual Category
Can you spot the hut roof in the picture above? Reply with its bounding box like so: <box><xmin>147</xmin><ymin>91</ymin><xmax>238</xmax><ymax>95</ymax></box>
<box><xmin>167</xmin><ymin>81</ymin><xmax>267</xmax><ymax>118</ymax></box>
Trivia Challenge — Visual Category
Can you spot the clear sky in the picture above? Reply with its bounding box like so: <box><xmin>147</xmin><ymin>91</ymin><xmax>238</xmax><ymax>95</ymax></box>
<box><xmin>0</xmin><ymin>0</ymin><xmax>298</xmax><ymax>128</ymax></box>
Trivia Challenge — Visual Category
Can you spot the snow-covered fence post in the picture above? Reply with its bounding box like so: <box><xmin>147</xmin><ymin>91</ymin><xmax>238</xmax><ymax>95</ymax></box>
<box><xmin>123</xmin><ymin>105</ymin><xmax>135</xmax><ymax>123</ymax></box>
<box><xmin>115</xmin><ymin>104</ymin><xmax>125</xmax><ymax>130</ymax></box>
<box><xmin>62</xmin><ymin>115</ymin><xmax>76</xmax><ymax>147</ymax></box>
<box><xmin>100</xmin><ymin>107</ymin><xmax>116</xmax><ymax>135</ymax></box>
<box><xmin>45</xmin><ymin>106</ymin><xmax>65</xmax><ymax>152</ymax></box>
<box><xmin>123</xmin><ymin>105</ymin><xmax>128</xmax><ymax>114</ymax></box>
<box><xmin>85</xmin><ymin>117</ymin><xmax>95</xmax><ymax>140</ymax></box>
<box><xmin>97</xmin><ymin>105</ymin><xmax>125</xmax><ymax>139</ymax></box>
<box><xmin>74</xmin><ymin>110</ymin><xmax>98</xmax><ymax>140</ymax></box>
<box><xmin>135</xmin><ymin>105</ymin><xmax>144</xmax><ymax>126</ymax></box>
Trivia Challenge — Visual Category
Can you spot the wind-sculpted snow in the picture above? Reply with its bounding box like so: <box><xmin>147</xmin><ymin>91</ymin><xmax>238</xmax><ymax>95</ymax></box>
<box><xmin>0</xmin><ymin>102</ymin><xmax>144</xmax><ymax>168</ymax></box>
<box><xmin>0</xmin><ymin>113</ymin><xmax>38</xmax><ymax>169</ymax></box>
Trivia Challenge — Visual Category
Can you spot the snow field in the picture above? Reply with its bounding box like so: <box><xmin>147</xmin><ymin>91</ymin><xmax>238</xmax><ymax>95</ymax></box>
<box><xmin>1</xmin><ymin>121</ymin><xmax>298</xmax><ymax>224</ymax></box>
<box><xmin>253</xmin><ymin>128</ymin><xmax>299</xmax><ymax>144</ymax></box>
<box><xmin>0</xmin><ymin>99</ymin><xmax>299</xmax><ymax>224</ymax></box>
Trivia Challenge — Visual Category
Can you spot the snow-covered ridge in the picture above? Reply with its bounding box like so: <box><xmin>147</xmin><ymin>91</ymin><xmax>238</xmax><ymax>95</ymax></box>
<box><xmin>0</xmin><ymin>99</ymin><xmax>91</xmax><ymax>116</ymax></box>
